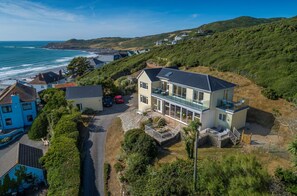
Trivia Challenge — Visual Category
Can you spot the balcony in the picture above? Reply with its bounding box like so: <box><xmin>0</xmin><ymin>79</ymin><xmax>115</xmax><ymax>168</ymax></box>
<box><xmin>216</xmin><ymin>98</ymin><xmax>249</xmax><ymax>112</ymax></box>
<box><xmin>151</xmin><ymin>88</ymin><xmax>209</xmax><ymax>112</ymax></box>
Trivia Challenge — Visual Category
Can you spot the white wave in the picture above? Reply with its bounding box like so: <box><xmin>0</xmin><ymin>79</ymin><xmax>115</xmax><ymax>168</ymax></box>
<box><xmin>0</xmin><ymin>67</ymin><xmax>13</xmax><ymax>71</ymax></box>
<box><xmin>55</xmin><ymin>57</ymin><xmax>74</xmax><ymax>63</ymax></box>
<box><xmin>20</xmin><ymin>64</ymin><xmax>33</xmax><ymax>67</ymax></box>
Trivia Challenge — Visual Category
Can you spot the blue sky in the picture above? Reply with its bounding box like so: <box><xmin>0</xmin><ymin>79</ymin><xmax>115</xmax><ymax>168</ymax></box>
<box><xmin>0</xmin><ymin>0</ymin><xmax>296</xmax><ymax>41</ymax></box>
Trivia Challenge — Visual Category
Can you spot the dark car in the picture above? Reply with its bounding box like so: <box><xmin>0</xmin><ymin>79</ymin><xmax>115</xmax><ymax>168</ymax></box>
<box><xmin>114</xmin><ymin>95</ymin><xmax>124</xmax><ymax>104</ymax></box>
<box><xmin>103</xmin><ymin>96</ymin><xmax>113</xmax><ymax>107</ymax></box>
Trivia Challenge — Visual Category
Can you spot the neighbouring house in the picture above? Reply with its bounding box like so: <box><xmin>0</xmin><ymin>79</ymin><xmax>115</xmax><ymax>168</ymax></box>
<box><xmin>96</xmin><ymin>51</ymin><xmax>123</xmax><ymax>64</ymax></box>
<box><xmin>0</xmin><ymin>82</ymin><xmax>38</xmax><ymax>131</ymax></box>
<box><xmin>54</xmin><ymin>82</ymin><xmax>77</xmax><ymax>91</ymax></box>
<box><xmin>155</xmin><ymin>40</ymin><xmax>163</xmax><ymax>46</ymax></box>
<box><xmin>0</xmin><ymin>143</ymin><xmax>45</xmax><ymax>192</ymax></box>
<box><xmin>88</xmin><ymin>57</ymin><xmax>105</xmax><ymax>69</ymax></box>
<box><xmin>174</xmin><ymin>36</ymin><xmax>182</xmax><ymax>41</ymax></box>
<box><xmin>29</xmin><ymin>71</ymin><xmax>66</xmax><ymax>92</ymax></box>
<box><xmin>66</xmin><ymin>85</ymin><xmax>103</xmax><ymax>112</ymax></box>
<box><xmin>137</xmin><ymin>67</ymin><xmax>249</xmax><ymax>131</ymax></box>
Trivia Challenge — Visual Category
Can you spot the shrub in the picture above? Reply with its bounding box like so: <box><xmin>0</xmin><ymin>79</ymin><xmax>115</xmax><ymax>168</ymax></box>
<box><xmin>124</xmin><ymin>153</ymin><xmax>149</xmax><ymax>183</ymax></box>
<box><xmin>40</xmin><ymin>136</ymin><xmax>80</xmax><ymax>196</ymax></box>
<box><xmin>157</xmin><ymin>118</ymin><xmax>167</xmax><ymax>128</ymax></box>
<box><xmin>104</xmin><ymin>163</ymin><xmax>111</xmax><ymax>195</ymax></box>
<box><xmin>82</xmin><ymin>108</ymin><xmax>96</xmax><ymax>115</ymax></box>
<box><xmin>114</xmin><ymin>162</ymin><xmax>124</xmax><ymax>173</ymax></box>
<box><xmin>275</xmin><ymin>168</ymin><xmax>297</xmax><ymax>194</ymax></box>
<box><xmin>28</xmin><ymin>112</ymin><xmax>48</xmax><ymax>140</ymax></box>
<box><xmin>122</xmin><ymin>129</ymin><xmax>158</xmax><ymax>161</ymax></box>
<box><xmin>139</xmin><ymin>118</ymin><xmax>152</xmax><ymax>130</ymax></box>
<box><xmin>262</xmin><ymin>88</ymin><xmax>280</xmax><ymax>100</ymax></box>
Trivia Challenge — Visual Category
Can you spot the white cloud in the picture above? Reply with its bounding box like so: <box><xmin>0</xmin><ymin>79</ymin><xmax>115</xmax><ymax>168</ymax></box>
<box><xmin>0</xmin><ymin>0</ymin><xmax>80</xmax><ymax>22</ymax></box>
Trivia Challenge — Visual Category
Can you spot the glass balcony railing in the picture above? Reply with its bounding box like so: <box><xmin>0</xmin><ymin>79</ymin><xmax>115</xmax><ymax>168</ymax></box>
<box><xmin>216</xmin><ymin>98</ymin><xmax>249</xmax><ymax>112</ymax></box>
<box><xmin>151</xmin><ymin>88</ymin><xmax>209</xmax><ymax>111</ymax></box>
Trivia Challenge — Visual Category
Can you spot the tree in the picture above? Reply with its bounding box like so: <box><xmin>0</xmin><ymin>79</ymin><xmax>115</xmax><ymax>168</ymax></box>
<box><xmin>67</xmin><ymin>57</ymin><xmax>92</xmax><ymax>77</ymax></box>
<box><xmin>28</xmin><ymin>112</ymin><xmax>49</xmax><ymax>140</ymax></box>
<box><xmin>183</xmin><ymin>120</ymin><xmax>201</xmax><ymax>159</ymax></box>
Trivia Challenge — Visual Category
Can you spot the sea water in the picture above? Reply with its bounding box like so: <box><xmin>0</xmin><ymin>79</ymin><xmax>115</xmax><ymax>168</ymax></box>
<box><xmin>0</xmin><ymin>41</ymin><xmax>94</xmax><ymax>80</ymax></box>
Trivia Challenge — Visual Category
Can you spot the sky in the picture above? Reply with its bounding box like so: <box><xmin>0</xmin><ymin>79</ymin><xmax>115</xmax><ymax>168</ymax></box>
<box><xmin>0</xmin><ymin>0</ymin><xmax>296</xmax><ymax>41</ymax></box>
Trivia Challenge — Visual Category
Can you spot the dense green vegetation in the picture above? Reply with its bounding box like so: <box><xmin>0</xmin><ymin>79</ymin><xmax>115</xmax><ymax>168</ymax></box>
<box><xmin>119</xmin><ymin>128</ymin><xmax>271</xmax><ymax>195</ymax></box>
<box><xmin>67</xmin><ymin>57</ymin><xmax>93</xmax><ymax>77</ymax></box>
<box><xmin>199</xmin><ymin>16</ymin><xmax>283</xmax><ymax>33</ymax></box>
<box><xmin>81</xmin><ymin>16</ymin><xmax>297</xmax><ymax>102</ymax></box>
<box><xmin>46</xmin><ymin>16</ymin><xmax>281</xmax><ymax>50</ymax></box>
<box><xmin>29</xmin><ymin>89</ymin><xmax>82</xmax><ymax>195</ymax></box>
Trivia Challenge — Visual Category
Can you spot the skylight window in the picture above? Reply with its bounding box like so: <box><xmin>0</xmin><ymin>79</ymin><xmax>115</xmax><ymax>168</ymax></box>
<box><xmin>165</xmin><ymin>72</ymin><xmax>173</xmax><ymax>77</ymax></box>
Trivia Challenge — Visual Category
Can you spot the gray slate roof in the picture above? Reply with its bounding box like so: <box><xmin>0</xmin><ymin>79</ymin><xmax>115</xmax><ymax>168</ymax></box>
<box><xmin>143</xmin><ymin>68</ymin><xmax>162</xmax><ymax>81</ymax></box>
<box><xmin>66</xmin><ymin>85</ymin><xmax>103</xmax><ymax>99</ymax></box>
<box><xmin>0</xmin><ymin>143</ymin><xmax>43</xmax><ymax>178</ymax></box>
<box><xmin>144</xmin><ymin>67</ymin><xmax>236</xmax><ymax>92</ymax></box>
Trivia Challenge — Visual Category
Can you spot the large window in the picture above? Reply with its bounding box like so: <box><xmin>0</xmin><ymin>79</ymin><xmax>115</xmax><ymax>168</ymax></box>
<box><xmin>22</xmin><ymin>103</ymin><xmax>32</xmax><ymax>110</ymax></box>
<box><xmin>173</xmin><ymin>85</ymin><xmax>187</xmax><ymax>99</ymax></box>
<box><xmin>140</xmin><ymin>95</ymin><xmax>148</xmax><ymax>104</ymax></box>
<box><xmin>140</xmin><ymin>82</ymin><xmax>148</xmax><ymax>89</ymax></box>
<box><xmin>2</xmin><ymin>106</ymin><xmax>12</xmax><ymax>113</ymax></box>
<box><xmin>5</xmin><ymin>118</ymin><xmax>12</xmax><ymax>126</ymax></box>
<box><xmin>193</xmin><ymin>90</ymin><xmax>204</xmax><ymax>104</ymax></box>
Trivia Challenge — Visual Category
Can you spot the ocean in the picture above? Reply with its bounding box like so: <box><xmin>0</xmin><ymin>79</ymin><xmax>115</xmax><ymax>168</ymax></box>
<box><xmin>0</xmin><ymin>41</ymin><xmax>94</xmax><ymax>80</ymax></box>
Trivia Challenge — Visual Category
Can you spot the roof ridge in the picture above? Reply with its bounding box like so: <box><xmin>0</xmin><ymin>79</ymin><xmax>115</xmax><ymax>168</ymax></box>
<box><xmin>206</xmin><ymin>75</ymin><xmax>212</xmax><ymax>92</ymax></box>
<box><xmin>162</xmin><ymin>67</ymin><xmax>210</xmax><ymax>77</ymax></box>
<box><xmin>0</xmin><ymin>83</ymin><xmax>16</xmax><ymax>102</ymax></box>
<box><xmin>15</xmin><ymin>83</ymin><xmax>36</xmax><ymax>101</ymax></box>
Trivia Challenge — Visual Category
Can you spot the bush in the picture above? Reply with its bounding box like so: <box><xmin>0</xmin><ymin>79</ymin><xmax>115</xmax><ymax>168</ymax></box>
<box><xmin>262</xmin><ymin>88</ymin><xmax>280</xmax><ymax>100</ymax></box>
<box><xmin>122</xmin><ymin>129</ymin><xmax>158</xmax><ymax>162</ymax></box>
<box><xmin>114</xmin><ymin>162</ymin><xmax>124</xmax><ymax>173</ymax></box>
<box><xmin>124</xmin><ymin>153</ymin><xmax>149</xmax><ymax>184</ymax></box>
<box><xmin>275</xmin><ymin>168</ymin><xmax>297</xmax><ymax>194</ymax></box>
<box><xmin>139</xmin><ymin>118</ymin><xmax>152</xmax><ymax>130</ymax></box>
<box><xmin>40</xmin><ymin>136</ymin><xmax>80</xmax><ymax>196</ymax></box>
<box><xmin>53</xmin><ymin>112</ymin><xmax>81</xmax><ymax>137</ymax></box>
<box><xmin>157</xmin><ymin>118</ymin><xmax>167</xmax><ymax>128</ymax></box>
<box><xmin>82</xmin><ymin>108</ymin><xmax>96</xmax><ymax>115</ymax></box>
<box><xmin>28</xmin><ymin>112</ymin><xmax>48</xmax><ymax>140</ymax></box>
<box><xmin>104</xmin><ymin>163</ymin><xmax>111</xmax><ymax>195</ymax></box>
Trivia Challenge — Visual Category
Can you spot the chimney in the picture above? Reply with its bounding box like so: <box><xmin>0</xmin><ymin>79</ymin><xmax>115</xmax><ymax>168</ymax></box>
<box><xmin>38</xmin><ymin>73</ymin><xmax>43</xmax><ymax>80</ymax></box>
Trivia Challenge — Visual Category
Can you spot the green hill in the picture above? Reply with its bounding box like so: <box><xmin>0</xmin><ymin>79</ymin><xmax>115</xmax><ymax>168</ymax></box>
<box><xmin>45</xmin><ymin>16</ymin><xmax>283</xmax><ymax>50</ymax></box>
<box><xmin>80</xmin><ymin>16</ymin><xmax>297</xmax><ymax>101</ymax></box>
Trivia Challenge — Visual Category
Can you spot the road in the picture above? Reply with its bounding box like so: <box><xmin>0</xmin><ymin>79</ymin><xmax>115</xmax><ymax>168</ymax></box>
<box><xmin>82</xmin><ymin>95</ymin><xmax>136</xmax><ymax>196</ymax></box>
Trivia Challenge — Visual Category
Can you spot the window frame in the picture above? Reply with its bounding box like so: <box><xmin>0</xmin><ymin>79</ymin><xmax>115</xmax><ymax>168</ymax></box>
<box><xmin>2</xmin><ymin>105</ymin><xmax>12</xmax><ymax>113</ymax></box>
<box><xmin>22</xmin><ymin>103</ymin><xmax>32</xmax><ymax>111</ymax></box>
<box><xmin>5</xmin><ymin>118</ymin><xmax>12</xmax><ymax>126</ymax></box>
<box><xmin>140</xmin><ymin>81</ymin><xmax>148</xmax><ymax>89</ymax></box>
<box><xmin>140</xmin><ymin>95</ymin><xmax>148</xmax><ymax>104</ymax></box>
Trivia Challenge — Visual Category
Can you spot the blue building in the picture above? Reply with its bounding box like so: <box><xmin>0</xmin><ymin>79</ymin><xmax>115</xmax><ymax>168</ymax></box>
<box><xmin>0</xmin><ymin>82</ymin><xmax>37</xmax><ymax>131</ymax></box>
<box><xmin>0</xmin><ymin>143</ymin><xmax>45</xmax><ymax>192</ymax></box>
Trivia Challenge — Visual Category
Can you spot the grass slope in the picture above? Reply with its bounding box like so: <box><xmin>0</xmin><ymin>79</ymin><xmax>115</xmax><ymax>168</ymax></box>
<box><xmin>46</xmin><ymin>16</ymin><xmax>282</xmax><ymax>50</ymax></box>
<box><xmin>80</xmin><ymin>16</ymin><xmax>297</xmax><ymax>101</ymax></box>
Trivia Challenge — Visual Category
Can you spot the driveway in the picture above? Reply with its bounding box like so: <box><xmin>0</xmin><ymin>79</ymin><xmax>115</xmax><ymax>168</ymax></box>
<box><xmin>82</xmin><ymin>94</ymin><xmax>137</xmax><ymax>196</ymax></box>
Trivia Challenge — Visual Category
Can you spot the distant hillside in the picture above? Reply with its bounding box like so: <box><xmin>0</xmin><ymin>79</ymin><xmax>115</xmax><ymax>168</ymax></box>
<box><xmin>199</xmin><ymin>16</ymin><xmax>283</xmax><ymax>32</ymax></box>
<box><xmin>80</xmin><ymin>16</ymin><xmax>297</xmax><ymax>101</ymax></box>
<box><xmin>45</xmin><ymin>16</ymin><xmax>283</xmax><ymax>50</ymax></box>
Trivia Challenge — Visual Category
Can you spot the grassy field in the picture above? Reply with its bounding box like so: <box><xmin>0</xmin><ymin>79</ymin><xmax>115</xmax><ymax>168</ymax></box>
<box><xmin>104</xmin><ymin>117</ymin><xmax>124</xmax><ymax>195</ymax></box>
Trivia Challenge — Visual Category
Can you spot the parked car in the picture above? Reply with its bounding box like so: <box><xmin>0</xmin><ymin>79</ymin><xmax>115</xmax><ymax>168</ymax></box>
<box><xmin>114</xmin><ymin>95</ymin><xmax>124</xmax><ymax>104</ymax></box>
<box><xmin>103</xmin><ymin>96</ymin><xmax>113</xmax><ymax>107</ymax></box>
